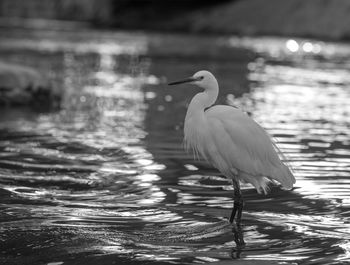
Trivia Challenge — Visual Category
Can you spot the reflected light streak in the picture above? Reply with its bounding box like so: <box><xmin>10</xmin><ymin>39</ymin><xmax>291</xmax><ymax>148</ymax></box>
<box><xmin>302</xmin><ymin>42</ymin><xmax>313</xmax><ymax>53</ymax></box>
<box><xmin>253</xmin><ymin>211</ymin><xmax>348</xmax><ymax>240</ymax></box>
<box><xmin>0</xmin><ymin>36</ymin><xmax>147</xmax><ymax>55</ymax></box>
<box><xmin>286</xmin><ymin>39</ymin><xmax>299</xmax><ymax>52</ymax></box>
<box><xmin>140</xmin><ymin>210</ymin><xmax>181</xmax><ymax>223</ymax></box>
<box><xmin>338</xmin><ymin>241</ymin><xmax>350</xmax><ymax>261</ymax></box>
<box><xmin>184</xmin><ymin>164</ymin><xmax>199</xmax><ymax>171</ymax></box>
<box><xmin>238</xmin><ymin>55</ymin><xmax>350</xmax><ymax>210</ymax></box>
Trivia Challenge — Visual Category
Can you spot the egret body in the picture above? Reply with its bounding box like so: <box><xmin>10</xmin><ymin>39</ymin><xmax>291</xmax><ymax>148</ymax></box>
<box><xmin>168</xmin><ymin>70</ymin><xmax>295</xmax><ymax>224</ymax></box>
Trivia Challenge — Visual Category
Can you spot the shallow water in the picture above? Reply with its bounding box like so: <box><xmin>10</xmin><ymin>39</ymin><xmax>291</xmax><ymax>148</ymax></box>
<box><xmin>0</xmin><ymin>30</ymin><xmax>349</xmax><ymax>265</ymax></box>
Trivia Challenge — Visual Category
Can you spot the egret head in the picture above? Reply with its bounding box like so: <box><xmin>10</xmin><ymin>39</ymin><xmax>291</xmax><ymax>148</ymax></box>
<box><xmin>168</xmin><ymin>70</ymin><xmax>218</xmax><ymax>90</ymax></box>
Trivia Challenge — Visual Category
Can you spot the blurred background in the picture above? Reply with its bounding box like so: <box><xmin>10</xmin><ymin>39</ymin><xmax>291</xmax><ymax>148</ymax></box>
<box><xmin>0</xmin><ymin>1</ymin><xmax>349</xmax><ymax>265</ymax></box>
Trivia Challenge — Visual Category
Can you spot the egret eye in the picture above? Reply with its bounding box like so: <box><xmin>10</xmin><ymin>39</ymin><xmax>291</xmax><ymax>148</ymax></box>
<box><xmin>199</xmin><ymin>76</ymin><xmax>204</xmax><ymax>80</ymax></box>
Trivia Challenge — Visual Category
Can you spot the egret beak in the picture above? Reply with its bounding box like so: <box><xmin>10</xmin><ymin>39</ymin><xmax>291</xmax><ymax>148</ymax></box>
<box><xmin>168</xmin><ymin>76</ymin><xmax>198</xmax><ymax>86</ymax></box>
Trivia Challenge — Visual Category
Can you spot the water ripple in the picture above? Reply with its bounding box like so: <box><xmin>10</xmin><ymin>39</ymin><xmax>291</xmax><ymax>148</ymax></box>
<box><xmin>0</xmin><ymin>33</ymin><xmax>349</xmax><ymax>265</ymax></box>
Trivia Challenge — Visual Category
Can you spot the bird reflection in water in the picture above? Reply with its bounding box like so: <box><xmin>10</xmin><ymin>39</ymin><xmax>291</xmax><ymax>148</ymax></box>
<box><xmin>231</xmin><ymin>224</ymin><xmax>245</xmax><ymax>259</ymax></box>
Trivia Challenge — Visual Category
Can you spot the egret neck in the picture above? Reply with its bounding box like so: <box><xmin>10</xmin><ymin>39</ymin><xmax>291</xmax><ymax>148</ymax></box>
<box><xmin>186</xmin><ymin>78</ymin><xmax>219</xmax><ymax>118</ymax></box>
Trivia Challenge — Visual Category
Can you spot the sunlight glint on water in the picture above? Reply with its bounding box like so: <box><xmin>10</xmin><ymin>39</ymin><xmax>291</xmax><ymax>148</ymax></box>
<box><xmin>0</xmin><ymin>31</ymin><xmax>349</xmax><ymax>265</ymax></box>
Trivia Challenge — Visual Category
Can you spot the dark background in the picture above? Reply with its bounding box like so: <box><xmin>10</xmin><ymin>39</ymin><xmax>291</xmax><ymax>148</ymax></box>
<box><xmin>1</xmin><ymin>0</ymin><xmax>350</xmax><ymax>40</ymax></box>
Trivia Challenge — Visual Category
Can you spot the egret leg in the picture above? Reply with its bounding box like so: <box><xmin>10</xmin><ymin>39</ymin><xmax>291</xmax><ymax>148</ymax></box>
<box><xmin>229</xmin><ymin>180</ymin><xmax>244</xmax><ymax>224</ymax></box>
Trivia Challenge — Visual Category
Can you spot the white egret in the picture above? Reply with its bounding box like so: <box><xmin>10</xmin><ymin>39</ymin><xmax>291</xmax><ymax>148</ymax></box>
<box><xmin>168</xmin><ymin>70</ymin><xmax>295</xmax><ymax>224</ymax></box>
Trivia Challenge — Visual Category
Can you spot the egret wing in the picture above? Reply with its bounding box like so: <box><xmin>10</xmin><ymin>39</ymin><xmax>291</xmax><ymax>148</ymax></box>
<box><xmin>205</xmin><ymin>106</ymin><xmax>294</xmax><ymax>189</ymax></box>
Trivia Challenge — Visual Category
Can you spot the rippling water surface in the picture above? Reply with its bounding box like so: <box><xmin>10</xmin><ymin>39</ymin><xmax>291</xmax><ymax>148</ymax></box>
<box><xmin>0</xmin><ymin>30</ymin><xmax>349</xmax><ymax>265</ymax></box>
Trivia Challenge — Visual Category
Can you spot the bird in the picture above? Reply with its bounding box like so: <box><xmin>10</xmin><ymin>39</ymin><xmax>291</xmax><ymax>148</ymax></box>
<box><xmin>168</xmin><ymin>70</ymin><xmax>296</xmax><ymax>225</ymax></box>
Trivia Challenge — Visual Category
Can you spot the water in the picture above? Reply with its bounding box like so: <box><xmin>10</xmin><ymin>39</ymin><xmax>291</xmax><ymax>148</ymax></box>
<box><xmin>0</xmin><ymin>29</ymin><xmax>349</xmax><ymax>265</ymax></box>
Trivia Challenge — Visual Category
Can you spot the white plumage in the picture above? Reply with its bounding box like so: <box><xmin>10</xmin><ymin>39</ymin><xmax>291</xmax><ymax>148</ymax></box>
<box><xmin>169</xmin><ymin>70</ymin><xmax>296</xmax><ymax>223</ymax></box>
<box><xmin>185</xmin><ymin>104</ymin><xmax>295</xmax><ymax>194</ymax></box>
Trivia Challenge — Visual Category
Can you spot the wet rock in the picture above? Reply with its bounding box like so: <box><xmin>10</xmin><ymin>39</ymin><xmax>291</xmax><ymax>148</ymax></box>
<box><xmin>0</xmin><ymin>61</ymin><xmax>61</xmax><ymax>110</ymax></box>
